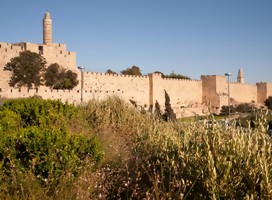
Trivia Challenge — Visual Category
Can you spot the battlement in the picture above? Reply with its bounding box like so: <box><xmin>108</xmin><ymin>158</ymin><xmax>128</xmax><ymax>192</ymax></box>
<box><xmin>1</xmin><ymin>11</ymin><xmax>272</xmax><ymax>116</ymax></box>
<box><xmin>201</xmin><ymin>75</ymin><xmax>225</xmax><ymax>79</ymax></box>
<box><xmin>84</xmin><ymin>71</ymin><xmax>149</xmax><ymax>79</ymax></box>
<box><xmin>161</xmin><ymin>77</ymin><xmax>201</xmax><ymax>82</ymax></box>
<box><xmin>0</xmin><ymin>42</ymin><xmax>24</xmax><ymax>51</ymax></box>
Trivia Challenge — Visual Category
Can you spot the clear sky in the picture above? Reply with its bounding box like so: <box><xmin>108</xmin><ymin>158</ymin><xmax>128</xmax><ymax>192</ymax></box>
<box><xmin>1</xmin><ymin>0</ymin><xmax>271</xmax><ymax>83</ymax></box>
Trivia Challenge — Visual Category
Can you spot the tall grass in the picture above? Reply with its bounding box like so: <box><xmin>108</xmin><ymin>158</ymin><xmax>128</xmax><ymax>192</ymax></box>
<box><xmin>1</xmin><ymin>96</ymin><xmax>272</xmax><ymax>199</ymax></box>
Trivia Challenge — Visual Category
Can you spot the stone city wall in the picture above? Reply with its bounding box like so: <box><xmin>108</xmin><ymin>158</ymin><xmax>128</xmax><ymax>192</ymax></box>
<box><xmin>151</xmin><ymin>73</ymin><xmax>203</xmax><ymax>117</ymax></box>
<box><xmin>82</xmin><ymin>72</ymin><xmax>150</xmax><ymax>107</ymax></box>
<box><xmin>0</xmin><ymin>43</ymin><xmax>23</xmax><ymax>88</ymax></box>
<box><xmin>257</xmin><ymin>83</ymin><xmax>272</xmax><ymax>104</ymax></box>
<box><xmin>0</xmin><ymin>71</ymin><xmax>271</xmax><ymax>117</ymax></box>
<box><xmin>229</xmin><ymin>83</ymin><xmax>257</xmax><ymax>104</ymax></box>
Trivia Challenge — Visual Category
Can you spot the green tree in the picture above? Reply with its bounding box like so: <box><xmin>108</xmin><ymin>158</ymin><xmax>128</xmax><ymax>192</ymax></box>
<box><xmin>106</xmin><ymin>69</ymin><xmax>117</xmax><ymax>75</ymax></box>
<box><xmin>166</xmin><ymin>71</ymin><xmax>191</xmax><ymax>80</ymax></box>
<box><xmin>153</xmin><ymin>71</ymin><xmax>191</xmax><ymax>80</ymax></box>
<box><xmin>264</xmin><ymin>96</ymin><xmax>272</xmax><ymax>110</ymax></box>
<box><xmin>44</xmin><ymin>63</ymin><xmax>78</xmax><ymax>89</ymax></box>
<box><xmin>162</xmin><ymin>90</ymin><xmax>176</xmax><ymax>121</ymax></box>
<box><xmin>121</xmin><ymin>66</ymin><xmax>142</xmax><ymax>76</ymax></box>
<box><xmin>4</xmin><ymin>50</ymin><xmax>46</xmax><ymax>88</ymax></box>
<box><xmin>153</xmin><ymin>71</ymin><xmax>165</xmax><ymax>76</ymax></box>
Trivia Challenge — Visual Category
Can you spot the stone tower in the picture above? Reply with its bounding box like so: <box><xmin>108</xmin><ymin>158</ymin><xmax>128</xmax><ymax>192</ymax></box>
<box><xmin>43</xmin><ymin>11</ymin><xmax>52</xmax><ymax>45</ymax></box>
<box><xmin>237</xmin><ymin>68</ymin><xmax>244</xmax><ymax>83</ymax></box>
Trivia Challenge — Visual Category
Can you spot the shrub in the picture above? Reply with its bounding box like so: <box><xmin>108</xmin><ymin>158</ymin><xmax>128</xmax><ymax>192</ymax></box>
<box><xmin>0</xmin><ymin>97</ymin><xmax>77</xmax><ymax>128</ymax></box>
<box><xmin>0</xmin><ymin>126</ymin><xmax>102</xmax><ymax>198</ymax></box>
<box><xmin>1</xmin><ymin>96</ymin><xmax>272</xmax><ymax>199</ymax></box>
<box><xmin>265</xmin><ymin>96</ymin><xmax>272</xmax><ymax>110</ymax></box>
<box><xmin>235</xmin><ymin>103</ymin><xmax>252</xmax><ymax>113</ymax></box>
<box><xmin>92</xmin><ymin>98</ymin><xmax>272</xmax><ymax>199</ymax></box>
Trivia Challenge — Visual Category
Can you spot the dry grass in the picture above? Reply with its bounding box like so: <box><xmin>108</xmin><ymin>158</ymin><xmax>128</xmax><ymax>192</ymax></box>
<box><xmin>1</xmin><ymin>96</ymin><xmax>272</xmax><ymax>199</ymax></box>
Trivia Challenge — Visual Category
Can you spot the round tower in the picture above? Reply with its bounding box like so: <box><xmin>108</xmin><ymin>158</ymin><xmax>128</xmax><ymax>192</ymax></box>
<box><xmin>237</xmin><ymin>68</ymin><xmax>244</xmax><ymax>83</ymax></box>
<box><xmin>43</xmin><ymin>11</ymin><xmax>52</xmax><ymax>45</ymax></box>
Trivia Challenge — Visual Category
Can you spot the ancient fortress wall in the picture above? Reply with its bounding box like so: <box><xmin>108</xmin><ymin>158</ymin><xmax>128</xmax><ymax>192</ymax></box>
<box><xmin>257</xmin><ymin>83</ymin><xmax>272</xmax><ymax>104</ymax></box>
<box><xmin>1</xmin><ymin>11</ymin><xmax>272</xmax><ymax>117</ymax></box>
<box><xmin>82</xmin><ymin>72</ymin><xmax>150</xmax><ymax>107</ymax></box>
<box><xmin>0</xmin><ymin>42</ymin><xmax>77</xmax><ymax>86</ymax></box>
<box><xmin>1</xmin><ymin>88</ymin><xmax>80</xmax><ymax>104</ymax></box>
<box><xmin>229</xmin><ymin>83</ymin><xmax>257</xmax><ymax>104</ymax></box>
<box><xmin>151</xmin><ymin>73</ymin><xmax>203</xmax><ymax>117</ymax></box>
<box><xmin>0</xmin><ymin>43</ymin><xmax>23</xmax><ymax>88</ymax></box>
<box><xmin>267</xmin><ymin>83</ymin><xmax>272</xmax><ymax>100</ymax></box>
<box><xmin>201</xmin><ymin>75</ymin><xmax>221</xmax><ymax>112</ymax></box>
<box><xmin>201</xmin><ymin>75</ymin><xmax>259</xmax><ymax>113</ymax></box>
<box><xmin>15</xmin><ymin>43</ymin><xmax>77</xmax><ymax>71</ymax></box>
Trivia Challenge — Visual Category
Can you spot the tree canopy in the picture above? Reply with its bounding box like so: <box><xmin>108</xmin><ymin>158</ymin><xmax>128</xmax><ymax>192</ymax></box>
<box><xmin>105</xmin><ymin>69</ymin><xmax>117</xmax><ymax>75</ymax></box>
<box><xmin>44</xmin><ymin>63</ymin><xmax>78</xmax><ymax>89</ymax></box>
<box><xmin>265</xmin><ymin>96</ymin><xmax>272</xmax><ymax>110</ymax></box>
<box><xmin>4</xmin><ymin>50</ymin><xmax>46</xmax><ymax>88</ymax></box>
<box><xmin>121</xmin><ymin>66</ymin><xmax>142</xmax><ymax>76</ymax></box>
<box><xmin>154</xmin><ymin>71</ymin><xmax>191</xmax><ymax>80</ymax></box>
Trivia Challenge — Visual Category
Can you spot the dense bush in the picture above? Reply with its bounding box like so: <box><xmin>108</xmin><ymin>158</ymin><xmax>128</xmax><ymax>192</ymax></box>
<box><xmin>0</xmin><ymin>98</ymin><xmax>102</xmax><ymax>199</ymax></box>
<box><xmin>1</xmin><ymin>96</ymin><xmax>272</xmax><ymax>199</ymax></box>
<box><xmin>265</xmin><ymin>96</ymin><xmax>272</xmax><ymax>110</ymax></box>
<box><xmin>221</xmin><ymin>103</ymin><xmax>253</xmax><ymax>115</ymax></box>
<box><xmin>0</xmin><ymin>127</ymin><xmax>102</xmax><ymax>185</ymax></box>
<box><xmin>0</xmin><ymin>97</ymin><xmax>77</xmax><ymax>128</ymax></box>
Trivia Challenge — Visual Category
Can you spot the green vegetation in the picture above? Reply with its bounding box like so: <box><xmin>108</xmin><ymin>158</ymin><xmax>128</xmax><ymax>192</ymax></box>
<box><xmin>154</xmin><ymin>71</ymin><xmax>191</xmax><ymax>80</ymax></box>
<box><xmin>44</xmin><ymin>63</ymin><xmax>78</xmax><ymax>89</ymax></box>
<box><xmin>1</xmin><ymin>97</ymin><xmax>272</xmax><ymax>199</ymax></box>
<box><xmin>120</xmin><ymin>66</ymin><xmax>142</xmax><ymax>76</ymax></box>
<box><xmin>0</xmin><ymin>97</ymin><xmax>102</xmax><ymax>199</ymax></box>
<box><xmin>265</xmin><ymin>96</ymin><xmax>272</xmax><ymax>110</ymax></box>
<box><xmin>4</xmin><ymin>51</ymin><xmax>46</xmax><ymax>88</ymax></box>
<box><xmin>105</xmin><ymin>69</ymin><xmax>117</xmax><ymax>75</ymax></box>
<box><xmin>4</xmin><ymin>52</ymin><xmax>78</xmax><ymax>90</ymax></box>
<box><xmin>221</xmin><ymin>103</ymin><xmax>253</xmax><ymax>115</ymax></box>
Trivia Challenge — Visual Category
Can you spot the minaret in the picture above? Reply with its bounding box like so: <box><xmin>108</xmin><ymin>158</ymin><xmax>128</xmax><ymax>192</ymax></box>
<box><xmin>237</xmin><ymin>68</ymin><xmax>244</xmax><ymax>83</ymax></box>
<box><xmin>43</xmin><ymin>11</ymin><xmax>52</xmax><ymax>45</ymax></box>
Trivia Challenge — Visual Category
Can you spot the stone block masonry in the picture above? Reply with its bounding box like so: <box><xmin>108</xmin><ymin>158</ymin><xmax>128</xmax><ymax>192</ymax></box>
<box><xmin>1</xmin><ymin>11</ymin><xmax>272</xmax><ymax>117</ymax></box>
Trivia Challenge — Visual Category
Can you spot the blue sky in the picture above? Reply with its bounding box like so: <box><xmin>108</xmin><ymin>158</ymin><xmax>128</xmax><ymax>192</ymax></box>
<box><xmin>1</xmin><ymin>0</ymin><xmax>271</xmax><ymax>83</ymax></box>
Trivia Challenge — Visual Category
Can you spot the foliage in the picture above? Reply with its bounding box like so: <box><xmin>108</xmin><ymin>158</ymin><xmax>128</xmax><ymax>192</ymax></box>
<box><xmin>1</xmin><ymin>96</ymin><xmax>272</xmax><ymax>199</ymax></box>
<box><xmin>265</xmin><ymin>96</ymin><xmax>272</xmax><ymax>110</ymax></box>
<box><xmin>91</xmin><ymin>98</ymin><xmax>272</xmax><ymax>199</ymax></box>
<box><xmin>154</xmin><ymin>71</ymin><xmax>191</xmax><ymax>80</ymax></box>
<box><xmin>4</xmin><ymin>50</ymin><xmax>46</xmax><ymax>88</ymax></box>
<box><xmin>236</xmin><ymin>108</ymin><xmax>272</xmax><ymax>130</ymax></box>
<box><xmin>0</xmin><ymin>97</ymin><xmax>102</xmax><ymax>198</ymax></box>
<box><xmin>121</xmin><ymin>66</ymin><xmax>142</xmax><ymax>76</ymax></box>
<box><xmin>235</xmin><ymin>103</ymin><xmax>253</xmax><ymax>113</ymax></box>
<box><xmin>0</xmin><ymin>127</ymin><xmax>102</xmax><ymax>186</ymax></box>
<box><xmin>162</xmin><ymin>90</ymin><xmax>176</xmax><ymax>121</ymax></box>
<box><xmin>154</xmin><ymin>91</ymin><xmax>176</xmax><ymax>122</ymax></box>
<box><xmin>154</xmin><ymin>100</ymin><xmax>162</xmax><ymax>119</ymax></box>
<box><xmin>105</xmin><ymin>69</ymin><xmax>117</xmax><ymax>75</ymax></box>
<box><xmin>0</xmin><ymin>97</ymin><xmax>77</xmax><ymax>128</ymax></box>
<box><xmin>44</xmin><ymin>63</ymin><xmax>78</xmax><ymax>89</ymax></box>
<box><xmin>220</xmin><ymin>105</ymin><xmax>235</xmax><ymax>115</ymax></box>
<box><xmin>166</xmin><ymin>71</ymin><xmax>191</xmax><ymax>80</ymax></box>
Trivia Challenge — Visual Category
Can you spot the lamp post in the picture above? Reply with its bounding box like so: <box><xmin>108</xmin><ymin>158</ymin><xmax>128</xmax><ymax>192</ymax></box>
<box><xmin>78</xmin><ymin>66</ymin><xmax>85</xmax><ymax>103</ymax></box>
<box><xmin>225</xmin><ymin>73</ymin><xmax>232</xmax><ymax>122</ymax></box>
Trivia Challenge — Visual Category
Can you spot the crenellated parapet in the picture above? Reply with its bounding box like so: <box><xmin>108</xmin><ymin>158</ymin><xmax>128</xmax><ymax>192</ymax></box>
<box><xmin>1</xmin><ymin>11</ymin><xmax>272</xmax><ymax>117</ymax></box>
<box><xmin>84</xmin><ymin>71</ymin><xmax>149</xmax><ymax>79</ymax></box>
<box><xmin>161</xmin><ymin>77</ymin><xmax>201</xmax><ymax>82</ymax></box>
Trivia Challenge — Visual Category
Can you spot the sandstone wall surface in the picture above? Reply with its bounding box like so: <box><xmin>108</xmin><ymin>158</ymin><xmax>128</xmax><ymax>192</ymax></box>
<box><xmin>152</xmin><ymin>73</ymin><xmax>203</xmax><ymax>117</ymax></box>
<box><xmin>82</xmin><ymin>72</ymin><xmax>150</xmax><ymax>107</ymax></box>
